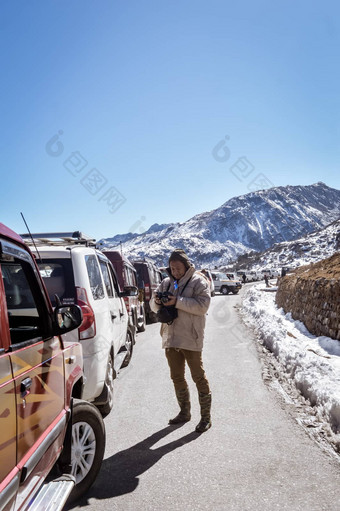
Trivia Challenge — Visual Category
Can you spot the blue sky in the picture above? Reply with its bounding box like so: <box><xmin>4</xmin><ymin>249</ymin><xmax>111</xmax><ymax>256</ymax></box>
<box><xmin>1</xmin><ymin>0</ymin><xmax>339</xmax><ymax>241</ymax></box>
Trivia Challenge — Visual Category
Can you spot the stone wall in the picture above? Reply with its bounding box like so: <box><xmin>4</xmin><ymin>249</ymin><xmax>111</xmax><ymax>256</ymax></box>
<box><xmin>275</xmin><ymin>253</ymin><xmax>340</xmax><ymax>340</ymax></box>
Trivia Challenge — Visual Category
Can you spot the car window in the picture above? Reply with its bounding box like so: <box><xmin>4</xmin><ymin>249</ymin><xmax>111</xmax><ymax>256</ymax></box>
<box><xmin>99</xmin><ymin>259</ymin><xmax>114</xmax><ymax>298</ymax></box>
<box><xmin>38</xmin><ymin>260</ymin><xmax>75</xmax><ymax>306</ymax></box>
<box><xmin>134</xmin><ymin>264</ymin><xmax>144</xmax><ymax>288</ymax></box>
<box><xmin>1</xmin><ymin>258</ymin><xmax>47</xmax><ymax>346</ymax></box>
<box><xmin>125</xmin><ymin>266</ymin><xmax>136</xmax><ymax>287</ymax></box>
<box><xmin>107</xmin><ymin>265</ymin><xmax>120</xmax><ymax>297</ymax></box>
<box><xmin>85</xmin><ymin>255</ymin><xmax>105</xmax><ymax>300</ymax></box>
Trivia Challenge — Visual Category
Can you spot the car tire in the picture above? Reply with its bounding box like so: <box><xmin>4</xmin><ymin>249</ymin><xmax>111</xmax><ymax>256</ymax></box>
<box><xmin>232</xmin><ymin>289</ymin><xmax>239</xmax><ymax>294</ymax></box>
<box><xmin>121</xmin><ymin>329</ymin><xmax>134</xmax><ymax>368</ymax></box>
<box><xmin>221</xmin><ymin>286</ymin><xmax>229</xmax><ymax>295</ymax></box>
<box><xmin>97</xmin><ymin>354</ymin><xmax>114</xmax><ymax>418</ymax></box>
<box><xmin>68</xmin><ymin>399</ymin><xmax>105</xmax><ymax>502</ymax></box>
<box><xmin>137</xmin><ymin>305</ymin><xmax>146</xmax><ymax>332</ymax></box>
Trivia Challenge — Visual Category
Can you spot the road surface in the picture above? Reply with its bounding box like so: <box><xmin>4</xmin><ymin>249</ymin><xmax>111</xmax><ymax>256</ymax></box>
<box><xmin>67</xmin><ymin>291</ymin><xmax>340</xmax><ymax>511</ymax></box>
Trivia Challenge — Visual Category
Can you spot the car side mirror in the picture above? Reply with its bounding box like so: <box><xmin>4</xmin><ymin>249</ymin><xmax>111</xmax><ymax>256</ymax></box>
<box><xmin>119</xmin><ymin>285</ymin><xmax>138</xmax><ymax>297</ymax></box>
<box><xmin>53</xmin><ymin>304</ymin><xmax>83</xmax><ymax>335</ymax></box>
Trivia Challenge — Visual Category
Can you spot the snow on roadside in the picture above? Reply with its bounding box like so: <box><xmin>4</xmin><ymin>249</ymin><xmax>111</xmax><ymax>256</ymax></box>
<box><xmin>241</xmin><ymin>283</ymin><xmax>340</xmax><ymax>441</ymax></box>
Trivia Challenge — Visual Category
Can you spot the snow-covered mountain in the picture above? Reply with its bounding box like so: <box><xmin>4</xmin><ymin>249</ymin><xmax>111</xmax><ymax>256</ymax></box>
<box><xmin>99</xmin><ymin>182</ymin><xmax>340</xmax><ymax>267</ymax></box>
<box><xmin>231</xmin><ymin>218</ymin><xmax>340</xmax><ymax>272</ymax></box>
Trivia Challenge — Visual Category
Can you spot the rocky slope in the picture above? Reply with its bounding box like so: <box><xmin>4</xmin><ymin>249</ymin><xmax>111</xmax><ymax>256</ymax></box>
<box><xmin>230</xmin><ymin>219</ymin><xmax>340</xmax><ymax>272</ymax></box>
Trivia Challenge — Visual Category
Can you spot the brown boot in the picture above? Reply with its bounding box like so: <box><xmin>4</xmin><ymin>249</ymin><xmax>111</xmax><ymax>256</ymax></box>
<box><xmin>169</xmin><ymin>388</ymin><xmax>191</xmax><ymax>424</ymax></box>
<box><xmin>195</xmin><ymin>392</ymin><xmax>212</xmax><ymax>433</ymax></box>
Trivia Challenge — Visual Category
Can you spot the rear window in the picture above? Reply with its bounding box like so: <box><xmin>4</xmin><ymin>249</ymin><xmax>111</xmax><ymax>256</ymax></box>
<box><xmin>38</xmin><ymin>260</ymin><xmax>75</xmax><ymax>307</ymax></box>
<box><xmin>133</xmin><ymin>263</ymin><xmax>145</xmax><ymax>288</ymax></box>
<box><xmin>134</xmin><ymin>262</ymin><xmax>162</xmax><ymax>287</ymax></box>
<box><xmin>124</xmin><ymin>265</ymin><xmax>137</xmax><ymax>287</ymax></box>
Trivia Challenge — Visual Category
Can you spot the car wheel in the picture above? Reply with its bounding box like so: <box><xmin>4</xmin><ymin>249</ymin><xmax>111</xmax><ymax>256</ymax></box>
<box><xmin>68</xmin><ymin>399</ymin><xmax>105</xmax><ymax>502</ymax></box>
<box><xmin>137</xmin><ymin>305</ymin><xmax>146</xmax><ymax>332</ymax></box>
<box><xmin>232</xmin><ymin>289</ymin><xmax>239</xmax><ymax>294</ymax></box>
<box><xmin>121</xmin><ymin>329</ymin><xmax>134</xmax><ymax>368</ymax></box>
<box><xmin>221</xmin><ymin>286</ymin><xmax>229</xmax><ymax>295</ymax></box>
<box><xmin>97</xmin><ymin>354</ymin><xmax>114</xmax><ymax>417</ymax></box>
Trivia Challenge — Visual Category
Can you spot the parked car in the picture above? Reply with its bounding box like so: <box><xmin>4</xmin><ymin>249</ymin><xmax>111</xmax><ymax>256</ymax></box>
<box><xmin>159</xmin><ymin>266</ymin><xmax>169</xmax><ymax>279</ymax></box>
<box><xmin>236</xmin><ymin>270</ymin><xmax>253</xmax><ymax>282</ymax></box>
<box><xmin>0</xmin><ymin>224</ymin><xmax>105</xmax><ymax>509</ymax></box>
<box><xmin>103</xmin><ymin>250</ymin><xmax>146</xmax><ymax>332</ymax></box>
<box><xmin>211</xmin><ymin>271</ymin><xmax>242</xmax><ymax>295</ymax></box>
<box><xmin>21</xmin><ymin>231</ymin><xmax>137</xmax><ymax>417</ymax></box>
<box><xmin>132</xmin><ymin>259</ymin><xmax>163</xmax><ymax>323</ymax></box>
<box><xmin>200</xmin><ymin>269</ymin><xmax>215</xmax><ymax>296</ymax></box>
<box><xmin>260</xmin><ymin>268</ymin><xmax>279</xmax><ymax>279</ymax></box>
<box><xmin>249</xmin><ymin>270</ymin><xmax>262</xmax><ymax>281</ymax></box>
<box><xmin>225</xmin><ymin>272</ymin><xmax>241</xmax><ymax>282</ymax></box>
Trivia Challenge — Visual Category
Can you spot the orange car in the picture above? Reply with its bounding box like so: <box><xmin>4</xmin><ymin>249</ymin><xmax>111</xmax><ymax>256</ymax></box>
<box><xmin>0</xmin><ymin>224</ymin><xmax>105</xmax><ymax>510</ymax></box>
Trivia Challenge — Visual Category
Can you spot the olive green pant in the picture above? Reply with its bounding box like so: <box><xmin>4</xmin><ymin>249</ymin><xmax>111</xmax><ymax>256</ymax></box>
<box><xmin>165</xmin><ymin>348</ymin><xmax>210</xmax><ymax>395</ymax></box>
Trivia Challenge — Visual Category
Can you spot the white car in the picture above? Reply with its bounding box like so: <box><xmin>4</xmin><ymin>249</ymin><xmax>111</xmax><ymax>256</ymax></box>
<box><xmin>211</xmin><ymin>271</ymin><xmax>242</xmax><ymax>295</ymax></box>
<box><xmin>22</xmin><ymin>231</ymin><xmax>136</xmax><ymax>417</ymax></box>
<box><xmin>236</xmin><ymin>270</ymin><xmax>253</xmax><ymax>282</ymax></box>
<box><xmin>249</xmin><ymin>270</ymin><xmax>262</xmax><ymax>281</ymax></box>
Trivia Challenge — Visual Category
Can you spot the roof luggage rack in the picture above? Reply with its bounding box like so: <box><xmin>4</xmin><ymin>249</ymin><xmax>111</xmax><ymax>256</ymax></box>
<box><xmin>20</xmin><ymin>231</ymin><xmax>97</xmax><ymax>247</ymax></box>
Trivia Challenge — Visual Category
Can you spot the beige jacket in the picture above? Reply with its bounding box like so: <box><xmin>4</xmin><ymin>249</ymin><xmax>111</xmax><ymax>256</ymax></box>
<box><xmin>150</xmin><ymin>266</ymin><xmax>211</xmax><ymax>351</ymax></box>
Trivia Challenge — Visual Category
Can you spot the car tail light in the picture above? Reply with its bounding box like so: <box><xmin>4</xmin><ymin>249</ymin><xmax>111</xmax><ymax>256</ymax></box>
<box><xmin>123</xmin><ymin>296</ymin><xmax>130</xmax><ymax>313</ymax></box>
<box><xmin>76</xmin><ymin>287</ymin><xmax>96</xmax><ymax>340</ymax></box>
<box><xmin>144</xmin><ymin>283</ymin><xmax>150</xmax><ymax>301</ymax></box>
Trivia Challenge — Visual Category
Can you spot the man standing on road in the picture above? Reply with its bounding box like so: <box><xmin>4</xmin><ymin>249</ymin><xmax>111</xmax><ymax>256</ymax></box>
<box><xmin>150</xmin><ymin>249</ymin><xmax>212</xmax><ymax>433</ymax></box>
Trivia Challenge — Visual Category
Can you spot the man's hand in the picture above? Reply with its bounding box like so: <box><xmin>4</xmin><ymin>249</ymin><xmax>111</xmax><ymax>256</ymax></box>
<box><xmin>165</xmin><ymin>294</ymin><xmax>177</xmax><ymax>307</ymax></box>
<box><xmin>154</xmin><ymin>295</ymin><xmax>162</xmax><ymax>306</ymax></box>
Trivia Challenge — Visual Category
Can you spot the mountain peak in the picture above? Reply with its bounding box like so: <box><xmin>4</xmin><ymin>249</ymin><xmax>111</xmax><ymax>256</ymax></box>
<box><xmin>100</xmin><ymin>183</ymin><xmax>340</xmax><ymax>267</ymax></box>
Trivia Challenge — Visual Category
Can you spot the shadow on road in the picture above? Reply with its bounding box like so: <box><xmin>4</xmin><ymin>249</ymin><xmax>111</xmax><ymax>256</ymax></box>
<box><xmin>67</xmin><ymin>425</ymin><xmax>200</xmax><ymax>508</ymax></box>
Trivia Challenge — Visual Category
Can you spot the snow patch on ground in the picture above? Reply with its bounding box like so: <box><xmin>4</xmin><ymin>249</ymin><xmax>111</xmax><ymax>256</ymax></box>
<box><xmin>241</xmin><ymin>284</ymin><xmax>340</xmax><ymax>450</ymax></box>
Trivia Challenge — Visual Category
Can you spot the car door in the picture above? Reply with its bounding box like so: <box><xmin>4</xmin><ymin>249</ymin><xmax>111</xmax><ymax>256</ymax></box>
<box><xmin>0</xmin><ymin>284</ymin><xmax>17</xmax><ymax>511</ymax></box>
<box><xmin>108</xmin><ymin>262</ymin><xmax>128</xmax><ymax>339</ymax></box>
<box><xmin>98</xmin><ymin>256</ymin><xmax>125</xmax><ymax>355</ymax></box>
<box><xmin>0</xmin><ymin>238</ymin><xmax>66</xmax><ymax>509</ymax></box>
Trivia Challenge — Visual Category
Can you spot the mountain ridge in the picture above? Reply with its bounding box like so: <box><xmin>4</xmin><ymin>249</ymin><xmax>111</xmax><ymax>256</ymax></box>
<box><xmin>99</xmin><ymin>182</ymin><xmax>340</xmax><ymax>267</ymax></box>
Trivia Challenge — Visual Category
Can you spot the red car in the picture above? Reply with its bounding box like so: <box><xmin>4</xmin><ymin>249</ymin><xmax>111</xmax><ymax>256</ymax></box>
<box><xmin>132</xmin><ymin>259</ymin><xmax>163</xmax><ymax>324</ymax></box>
<box><xmin>103</xmin><ymin>250</ymin><xmax>146</xmax><ymax>332</ymax></box>
<box><xmin>0</xmin><ymin>223</ymin><xmax>105</xmax><ymax>510</ymax></box>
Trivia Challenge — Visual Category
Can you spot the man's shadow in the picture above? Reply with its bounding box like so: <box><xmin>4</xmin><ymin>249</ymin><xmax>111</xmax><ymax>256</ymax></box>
<box><xmin>67</xmin><ymin>425</ymin><xmax>200</xmax><ymax>507</ymax></box>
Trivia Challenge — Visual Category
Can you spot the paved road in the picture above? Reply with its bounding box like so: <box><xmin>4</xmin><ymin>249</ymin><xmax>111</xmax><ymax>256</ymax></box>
<box><xmin>67</xmin><ymin>291</ymin><xmax>340</xmax><ymax>511</ymax></box>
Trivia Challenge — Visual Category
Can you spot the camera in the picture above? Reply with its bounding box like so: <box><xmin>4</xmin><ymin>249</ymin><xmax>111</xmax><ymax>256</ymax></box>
<box><xmin>156</xmin><ymin>291</ymin><xmax>173</xmax><ymax>304</ymax></box>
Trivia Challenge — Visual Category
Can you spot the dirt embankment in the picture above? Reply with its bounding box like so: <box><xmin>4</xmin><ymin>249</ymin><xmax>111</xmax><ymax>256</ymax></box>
<box><xmin>276</xmin><ymin>253</ymin><xmax>340</xmax><ymax>340</ymax></box>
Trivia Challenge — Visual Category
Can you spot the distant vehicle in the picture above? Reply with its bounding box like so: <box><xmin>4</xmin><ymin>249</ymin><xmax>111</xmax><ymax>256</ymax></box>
<box><xmin>200</xmin><ymin>269</ymin><xmax>215</xmax><ymax>296</ymax></box>
<box><xmin>261</xmin><ymin>268</ymin><xmax>279</xmax><ymax>279</ymax></box>
<box><xmin>225</xmin><ymin>272</ymin><xmax>241</xmax><ymax>281</ymax></box>
<box><xmin>104</xmin><ymin>250</ymin><xmax>146</xmax><ymax>333</ymax></box>
<box><xmin>261</xmin><ymin>269</ymin><xmax>271</xmax><ymax>279</ymax></box>
<box><xmin>159</xmin><ymin>266</ymin><xmax>169</xmax><ymax>279</ymax></box>
<box><xmin>211</xmin><ymin>271</ymin><xmax>242</xmax><ymax>295</ymax></box>
<box><xmin>132</xmin><ymin>259</ymin><xmax>163</xmax><ymax>323</ymax></box>
<box><xmin>236</xmin><ymin>270</ymin><xmax>252</xmax><ymax>282</ymax></box>
<box><xmin>249</xmin><ymin>270</ymin><xmax>262</xmax><ymax>281</ymax></box>
<box><xmin>1</xmin><ymin>224</ymin><xmax>105</xmax><ymax>508</ymax></box>
<box><xmin>22</xmin><ymin>231</ymin><xmax>136</xmax><ymax>418</ymax></box>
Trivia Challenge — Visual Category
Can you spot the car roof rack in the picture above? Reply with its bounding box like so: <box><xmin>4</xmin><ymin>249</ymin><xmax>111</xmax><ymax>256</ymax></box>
<box><xmin>20</xmin><ymin>231</ymin><xmax>97</xmax><ymax>247</ymax></box>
